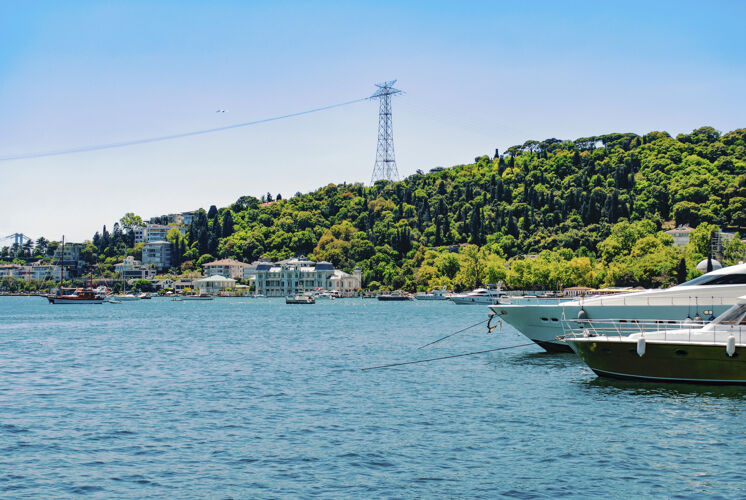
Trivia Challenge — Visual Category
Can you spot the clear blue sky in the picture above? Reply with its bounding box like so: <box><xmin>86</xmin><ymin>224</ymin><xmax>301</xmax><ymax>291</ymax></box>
<box><xmin>1</xmin><ymin>0</ymin><xmax>744</xmax><ymax>242</ymax></box>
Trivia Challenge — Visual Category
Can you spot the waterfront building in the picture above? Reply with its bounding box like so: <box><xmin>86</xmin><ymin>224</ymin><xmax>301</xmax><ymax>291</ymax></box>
<box><xmin>115</xmin><ymin>256</ymin><xmax>156</xmax><ymax>280</ymax></box>
<box><xmin>142</xmin><ymin>241</ymin><xmax>173</xmax><ymax>271</ymax></box>
<box><xmin>0</xmin><ymin>264</ymin><xmax>25</xmax><ymax>279</ymax></box>
<box><xmin>30</xmin><ymin>262</ymin><xmax>63</xmax><ymax>281</ymax></box>
<box><xmin>244</xmin><ymin>257</ymin><xmax>362</xmax><ymax>297</ymax></box>
<box><xmin>202</xmin><ymin>258</ymin><xmax>251</xmax><ymax>279</ymax></box>
<box><xmin>173</xmin><ymin>278</ymin><xmax>196</xmax><ymax>292</ymax></box>
<box><xmin>194</xmin><ymin>275</ymin><xmax>236</xmax><ymax>294</ymax></box>
<box><xmin>152</xmin><ymin>278</ymin><xmax>175</xmax><ymax>290</ymax></box>
<box><xmin>563</xmin><ymin>286</ymin><xmax>593</xmax><ymax>297</ymax></box>
<box><xmin>330</xmin><ymin>268</ymin><xmax>363</xmax><ymax>296</ymax></box>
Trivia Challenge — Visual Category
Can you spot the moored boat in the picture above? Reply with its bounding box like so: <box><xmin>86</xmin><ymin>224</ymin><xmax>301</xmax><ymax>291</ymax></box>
<box><xmin>489</xmin><ymin>263</ymin><xmax>746</xmax><ymax>353</ymax></box>
<box><xmin>109</xmin><ymin>293</ymin><xmax>140</xmax><ymax>301</ymax></box>
<box><xmin>377</xmin><ymin>291</ymin><xmax>413</xmax><ymax>301</ymax></box>
<box><xmin>563</xmin><ymin>297</ymin><xmax>746</xmax><ymax>384</ymax></box>
<box><xmin>450</xmin><ymin>287</ymin><xmax>505</xmax><ymax>305</ymax></box>
<box><xmin>47</xmin><ymin>288</ymin><xmax>104</xmax><ymax>304</ymax></box>
<box><xmin>414</xmin><ymin>286</ymin><xmax>450</xmax><ymax>301</ymax></box>
<box><xmin>286</xmin><ymin>294</ymin><xmax>315</xmax><ymax>304</ymax></box>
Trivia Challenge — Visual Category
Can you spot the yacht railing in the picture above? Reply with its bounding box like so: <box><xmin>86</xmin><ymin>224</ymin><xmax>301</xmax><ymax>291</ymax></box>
<box><xmin>560</xmin><ymin>318</ymin><xmax>746</xmax><ymax>345</ymax></box>
<box><xmin>500</xmin><ymin>295</ymin><xmax>734</xmax><ymax>307</ymax></box>
<box><xmin>579</xmin><ymin>295</ymin><xmax>730</xmax><ymax>307</ymax></box>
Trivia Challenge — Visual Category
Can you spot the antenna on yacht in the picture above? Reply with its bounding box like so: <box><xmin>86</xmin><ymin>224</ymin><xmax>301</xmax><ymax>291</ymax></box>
<box><xmin>684</xmin><ymin>297</ymin><xmax>692</xmax><ymax>323</ymax></box>
<box><xmin>709</xmin><ymin>296</ymin><xmax>716</xmax><ymax>321</ymax></box>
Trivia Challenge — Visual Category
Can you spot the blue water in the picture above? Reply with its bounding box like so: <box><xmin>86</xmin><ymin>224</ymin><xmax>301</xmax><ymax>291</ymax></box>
<box><xmin>1</xmin><ymin>296</ymin><xmax>745</xmax><ymax>498</ymax></box>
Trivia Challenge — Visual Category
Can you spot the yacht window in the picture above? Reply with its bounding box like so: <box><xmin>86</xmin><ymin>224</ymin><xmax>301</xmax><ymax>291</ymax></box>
<box><xmin>713</xmin><ymin>304</ymin><xmax>746</xmax><ymax>325</ymax></box>
<box><xmin>678</xmin><ymin>273</ymin><xmax>746</xmax><ymax>286</ymax></box>
<box><xmin>677</xmin><ymin>274</ymin><xmax>717</xmax><ymax>286</ymax></box>
<box><xmin>707</xmin><ymin>274</ymin><xmax>746</xmax><ymax>285</ymax></box>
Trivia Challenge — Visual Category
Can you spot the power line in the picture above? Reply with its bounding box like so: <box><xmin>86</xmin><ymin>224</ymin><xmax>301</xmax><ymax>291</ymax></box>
<box><xmin>0</xmin><ymin>97</ymin><xmax>368</xmax><ymax>162</ymax></box>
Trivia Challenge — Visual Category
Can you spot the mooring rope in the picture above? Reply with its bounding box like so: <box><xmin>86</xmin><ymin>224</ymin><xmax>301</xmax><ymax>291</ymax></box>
<box><xmin>416</xmin><ymin>318</ymin><xmax>489</xmax><ymax>349</ymax></box>
<box><xmin>361</xmin><ymin>343</ymin><xmax>536</xmax><ymax>371</ymax></box>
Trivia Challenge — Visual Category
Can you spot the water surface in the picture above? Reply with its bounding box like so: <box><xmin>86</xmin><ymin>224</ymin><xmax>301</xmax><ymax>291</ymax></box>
<box><xmin>1</xmin><ymin>297</ymin><xmax>744</xmax><ymax>497</ymax></box>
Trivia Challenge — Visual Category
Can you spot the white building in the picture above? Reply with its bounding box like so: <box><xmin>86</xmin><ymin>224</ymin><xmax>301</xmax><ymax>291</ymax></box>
<box><xmin>0</xmin><ymin>264</ymin><xmax>25</xmax><ymax>279</ymax></box>
<box><xmin>134</xmin><ymin>224</ymin><xmax>184</xmax><ymax>244</ymax></box>
<box><xmin>115</xmin><ymin>256</ymin><xmax>156</xmax><ymax>280</ymax></box>
<box><xmin>665</xmin><ymin>225</ymin><xmax>694</xmax><ymax>247</ymax></box>
<box><xmin>194</xmin><ymin>275</ymin><xmax>236</xmax><ymax>294</ymax></box>
<box><xmin>245</xmin><ymin>257</ymin><xmax>362</xmax><ymax>297</ymax></box>
<box><xmin>330</xmin><ymin>268</ymin><xmax>363</xmax><ymax>296</ymax></box>
<box><xmin>30</xmin><ymin>262</ymin><xmax>63</xmax><ymax>281</ymax></box>
<box><xmin>142</xmin><ymin>241</ymin><xmax>173</xmax><ymax>271</ymax></box>
<box><xmin>202</xmin><ymin>258</ymin><xmax>251</xmax><ymax>279</ymax></box>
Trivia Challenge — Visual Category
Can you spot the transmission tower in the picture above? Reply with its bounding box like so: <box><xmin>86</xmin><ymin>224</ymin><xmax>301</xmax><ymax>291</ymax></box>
<box><xmin>370</xmin><ymin>80</ymin><xmax>403</xmax><ymax>184</ymax></box>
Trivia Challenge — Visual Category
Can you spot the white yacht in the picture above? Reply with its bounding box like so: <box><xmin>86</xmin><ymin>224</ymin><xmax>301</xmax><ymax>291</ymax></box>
<box><xmin>414</xmin><ymin>286</ymin><xmax>450</xmax><ymax>301</ymax></box>
<box><xmin>489</xmin><ymin>263</ymin><xmax>746</xmax><ymax>352</ymax></box>
<box><xmin>109</xmin><ymin>293</ymin><xmax>140</xmax><ymax>301</ymax></box>
<box><xmin>450</xmin><ymin>287</ymin><xmax>506</xmax><ymax>305</ymax></box>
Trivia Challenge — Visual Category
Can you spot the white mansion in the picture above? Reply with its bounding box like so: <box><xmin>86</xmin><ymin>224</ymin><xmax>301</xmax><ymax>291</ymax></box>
<box><xmin>201</xmin><ymin>256</ymin><xmax>362</xmax><ymax>297</ymax></box>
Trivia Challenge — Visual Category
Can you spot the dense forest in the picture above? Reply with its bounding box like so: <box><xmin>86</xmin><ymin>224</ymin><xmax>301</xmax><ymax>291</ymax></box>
<box><xmin>4</xmin><ymin>126</ymin><xmax>746</xmax><ymax>292</ymax></box>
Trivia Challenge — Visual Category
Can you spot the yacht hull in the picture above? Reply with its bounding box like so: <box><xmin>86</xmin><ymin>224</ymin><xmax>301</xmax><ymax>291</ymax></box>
<box><xmin>450</xmin><ymin>296</ymin><xmax>499</xmax><ymax>305</ymax></box>
<box><xmin>47</xmin><ymin>296</ymin><xmax>103</xmax><ymax>304</ymax></box>
<box><xmin>568</xmin><ymin>339</ymin><xmax>746</xmax><ymax>385</ymax></box>
<box><xmin>490</xmin><ymin>301</ymin><xmax>735</xmax><ymax>352</ymax></box>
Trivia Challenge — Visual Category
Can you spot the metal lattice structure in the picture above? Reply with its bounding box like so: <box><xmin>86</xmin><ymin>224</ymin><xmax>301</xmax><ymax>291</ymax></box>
<box><xmin>370</xmin><ymin>80</ymin><xmax>403</xmax><ymax>184</ymax></box>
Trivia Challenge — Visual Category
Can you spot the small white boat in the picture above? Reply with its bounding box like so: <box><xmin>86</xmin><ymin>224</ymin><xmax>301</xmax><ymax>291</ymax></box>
<box><xmin>286</xmin><ymin>295</ymin><xmax>315</xmax><ymax>304</ymax></box>
<box><xmin>377</xmin><ymin>291</ymin><xmax>413</xmax><ymax>301</ymax></box>
<box><xmin>450</xmin><ymin>287</ymin><xmax>505</xmax><ymax>305</ymax></box>
<box><xmin>105</xmin><ymin>298</ymin><xmax>122</xmax><ymax>304</ymax></box>
<box><xmin>414</xmin><ymin>286</ymin><xmax>450</xmax><ymax>301</ymax></box>
<box><xmin>110</xmin><ymin>293</ymin><xmax>140</xmax><ymax>301</ymax></box>
<box><xmin>182</xmin><ymin>294</ymin><xmax>213</xmax><ymax>301</ymax></box>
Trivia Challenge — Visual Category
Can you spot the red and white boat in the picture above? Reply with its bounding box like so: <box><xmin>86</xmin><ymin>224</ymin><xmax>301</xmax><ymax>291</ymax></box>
<box><xmin>47</xmin><ymin>288</ymin><xmax>104</xmax><ymax>304</ymax></box>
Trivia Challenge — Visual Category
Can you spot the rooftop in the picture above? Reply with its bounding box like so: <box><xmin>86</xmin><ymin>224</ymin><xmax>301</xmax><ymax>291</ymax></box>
<box><xmin>203</xmin><ymin>258</ymin><xmax>250</xmax><ymax>267</ymax></box>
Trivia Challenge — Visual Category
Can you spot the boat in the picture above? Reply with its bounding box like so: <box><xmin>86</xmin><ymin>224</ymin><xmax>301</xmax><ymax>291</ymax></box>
<box><xmin>450</xmin><ymin>287</ymin><xmax>505</xmax><ymax>305</ymax></box>
<box><xmin>414</xmin><ymin>286</ymin><xmax>450</xmax><ymax>301</ymax></box>
<box><xmin>182</xmin><ymin>294</ymin><xmax>213</xmax><ymax>300</ymax></box>
<box><xmin>109</xmin><ymin>293</ymin><xmax>140</xmax><ymax>301</ymax></box>
<box><xmin>286</xmin><ymin>294</ymin><xmax>315</xmax><ymax>304</ymax></box>
<box><xmin>46</xmin><ymin>236</ymin><xmax>104</xmax><ymax>304</ymax></box>
<box><xmin>377</xmin><ymin>291</ymin><xmax>413</xmax><ymax>301</ymax></box>
<box><xmin>138</xmin><ymin>292</ymin><xmax>152</xmax><ymax>299</ymax></box>
<box><xmin>562</xmin><ymin>297</ymin><xmax>746</xmax><ymax>384</ymax></box>
<box><xmin>489</xmin><ymin>263</ymin><xmax>746</xmax><ymax>353</ymax></box>
<box><xmin>47</xmin><ymin>287</ymin><xmax>104</xmax><ymax>304</ymax></box>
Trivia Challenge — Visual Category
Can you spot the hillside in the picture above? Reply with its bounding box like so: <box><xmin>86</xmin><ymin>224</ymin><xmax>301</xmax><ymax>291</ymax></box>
<box><xmin>4</xmin><ymin>126</ymin><xmax>746</xmax><ymax>291</ymax></box>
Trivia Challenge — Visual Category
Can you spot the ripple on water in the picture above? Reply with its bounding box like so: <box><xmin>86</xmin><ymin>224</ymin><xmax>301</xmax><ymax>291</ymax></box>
<box><xmin>1</xmin><ymin>297</ymin><xmax>746</xmax><ymax>497</ymax></box>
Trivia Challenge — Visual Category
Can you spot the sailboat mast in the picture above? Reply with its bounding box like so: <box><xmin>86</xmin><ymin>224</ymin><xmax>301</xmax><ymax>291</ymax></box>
<box><xmin>60</xmin><ymin>236</ymin><xmax>65</xmax><ymax>295</ymax></box>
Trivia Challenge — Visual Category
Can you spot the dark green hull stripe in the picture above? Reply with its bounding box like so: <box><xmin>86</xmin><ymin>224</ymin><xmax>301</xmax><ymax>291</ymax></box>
<box><xmin>592</xmin><ymin>368</ymin><xmax>746</xmax><ymax>385</ymax></box>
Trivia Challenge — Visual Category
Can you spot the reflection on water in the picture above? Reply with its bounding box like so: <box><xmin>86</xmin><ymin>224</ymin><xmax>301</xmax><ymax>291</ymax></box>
<box><xmin>508</xmin><ymin>350</ymin><xmax>582</xmax><ymax>369</ymax></box>
<box><xmin>581</xmin><ymin>375</ymin><xmax>746</xmax><ymax>400</ymax></box>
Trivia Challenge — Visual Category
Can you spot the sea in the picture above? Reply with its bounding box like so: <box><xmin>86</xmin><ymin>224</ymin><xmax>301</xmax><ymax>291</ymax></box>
<box><xmin>1</xmin><ymin>296</ymin><xmax>745</xmax><ymax>498</ymax></box>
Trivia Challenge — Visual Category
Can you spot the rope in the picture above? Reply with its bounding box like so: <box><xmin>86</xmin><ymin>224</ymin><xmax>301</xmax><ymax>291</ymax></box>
<box><xmin>361</xmin><ymin>343</ymin><xmax>536</xmax><ymax>371</ymax></box>
<box><xmin>416</xmin><ymin>318</ymin><xmax>489</xmax><ymax>349</ymax></box>
<box><xmin>0</xmin><ymin>97</ymin><xmax>368</xmax><ymax>162</ymax></box>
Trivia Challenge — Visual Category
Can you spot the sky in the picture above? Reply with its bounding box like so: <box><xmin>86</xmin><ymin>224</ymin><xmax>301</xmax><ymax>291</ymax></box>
<box><xmin>1</xmin><ymin>0</ymin><xmax>745</xmax><ymax>242</ymax></box>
